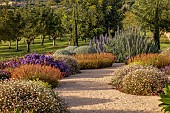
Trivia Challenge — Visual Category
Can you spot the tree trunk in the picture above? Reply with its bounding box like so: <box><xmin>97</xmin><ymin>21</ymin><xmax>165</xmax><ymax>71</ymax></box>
<box><xmin>41</xmin><ymin>35</ymin><xmax>45</xmax><ymax>46</ymax></box>
<box><xmin>59</xmin><ymin>36</ymin><xmax>62</xmax><ymax>41</ymax></box>
<box><xmin>32</xmin><ymin>39</ymin><xmax>34</xmax><ymax>44</ymax></box>
<box><xmin>154</xmin><ymin>5</ymin><xmax>160</xmax><ymax>50</ymax></box>
<box><xmin>8</xmin><ymin>41</ymin><xmax>11</xmax><ymax>49</ymax></box>
<box><xmin>75</xmin><ymin>15</ymin><xmax>78</xmax><ymax>46</ymax></box>
<box><xmin>84</xmin><ymin>38</ymin><xmax>87</xmax><ymax>43</ymax></box>
<box><xmin>69</xmin><ymin>37</ymin><xmax>71</xmax><ymax>46</ymax></box>
<box><xmin>53</xmin><ymin>37</ymin><xmax>56</xmax><ymax>46</ymax></box>
<box><xmin>73</xmin><ymin>4</ymin><xmax>78</xmax><ymax>46</ymax></box>
<box><xmin>48</xmin><ymin>36</ymin><xmax>51</xmax><ymax>40</ymax></box>
<box><xmin>16</xmin><ymin>39</ymin><xmax>19</xmax><ymax>51</ymax></box>
<box><xmin>27</xmin><ymin>41</ymin><xmax>31</xmax><ymax>53</ymax></box>
<box><xmin>74</xmin><ymin>39</ymin><xmax>76</xmax><ymax>46</ymax></box>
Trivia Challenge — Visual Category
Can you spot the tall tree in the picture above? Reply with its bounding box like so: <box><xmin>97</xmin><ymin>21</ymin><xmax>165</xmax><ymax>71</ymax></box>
<box><xmin>46</xmin><ymin>8</ymin><xmax>63</xmax><ymax>46</ymax></box>
<box><xmin>60</xmin><ymin>0</ymin><xmax>84</xmax><ymax>46</ymax></box>
<box><xmin>36</xmin><ymin>3</ymin><xmax>52</xmax><ymax>46</ymax></box>
<box><xmin>11</xmin><ymin>8</ymin><xmax>24</xmax><ymax>51</ymax></box>
<box><xmin>100</xmin><ymin>0</ymin><xmax>124</xmax><ymax>34</ymax></box>
<box><xmin>21</xmin><ymin>5</ymin><xmax>38</xmax><ymax>53</ymax></box>
<box><xmin>132</xmin><ymin>0</ymin><xmax>170</xmax><ymax>50</ymax></box>
<box><xmin>57</xmin><ymin>0</ymin><xmax>125</xmax><ymax>45</ymax></box>
<box><xmin>0</xmin><ymin>7</ymin><xmax>24</xmax><ymax>50</ymax></box>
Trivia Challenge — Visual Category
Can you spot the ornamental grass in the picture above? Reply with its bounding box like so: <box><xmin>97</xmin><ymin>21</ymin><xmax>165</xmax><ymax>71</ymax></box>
<box><xmin>11</xmin><ymin>64</ymin><xmax>63</xmax><ymax>88</ymax></box>
<box><xmin>73</xmin><ymin>53</ymin><xmax>116</xmax><ymax>69</ymax></box>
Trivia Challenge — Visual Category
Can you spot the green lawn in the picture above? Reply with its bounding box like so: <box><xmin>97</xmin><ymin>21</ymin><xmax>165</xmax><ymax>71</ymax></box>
<box><xmin>0</xmin><ymin>37</ymin><xmax>89</xmax><ymax>61</ymax></box>
<box><xmin>160</xmin><ymin>36</ymin><xmax>170</xmax><ymax>50</ymax></box>
<box><xmin>0</xmin><ymin>35</ymin><xmax>169</xmax><ymax>62</ymax></box>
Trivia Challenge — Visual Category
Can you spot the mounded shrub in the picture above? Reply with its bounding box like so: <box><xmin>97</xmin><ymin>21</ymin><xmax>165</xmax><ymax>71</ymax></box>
<box><xmin>64</xmin><ymin>46</ymin><xmax>77</xmax><ymax>54</ymax></box>
<box><xmin>54</xmin><ymin>49</ymin><xmax>72</xmax><ymax>56</ymax></box>
<box><xmin>11</xmin><ymin>64</ymin><xmax>63</xmax><ymax>88</ymax></box>
<box><xmin>53</xmin><ymin>55</ymin><xmax>80</xmax><ymax>75</ymax></box>
<box><xmin>162</xmin><ymin>66</ymin><xmax>170</xmax><ymax>76</ymax></box>
<box><xmin>74</xmin><ymin>53</ymin><xmax>116</xmax><ymax>69</ymax></box>
<box><xmin>0</xmin><ymin>62</ymin><xmax>5</xmax><ymax>69</ymax></box>
<box><xmin>4</xmin><ymin>53</ymin><xmax>69</xmax><ymax>76</ymax></box>
<box><xmin>128</xmin><ymin>53</ymin><xmax>170</xmax><ymax>68</ymax></box>
<box><xmin>122</xmin><ymin>68</ymin><xmax>168</xmax><ymax>95</ymax></box>
<box><xmin>73</xmin><ymin>46</ymin><xmax>97</xmax><ymax>54</ymax></box>
<box><xmin>111</xmin><ymin>64</ymin><xmax>159</xmax><ymax>89</ymax></box>
<box><xmin>0</xmin><ymin>80</ymin><xmax>69</xmax><ymax>113</ymax></box>
<box><xmin>161</xmin><ymin>47</ymin><xmax>170</xmax><ymax>56</ymax></box>
<box><xmin>0</xmin><ymin>70</ymin><xmax>11</xmax><ymax>80</ymax></box>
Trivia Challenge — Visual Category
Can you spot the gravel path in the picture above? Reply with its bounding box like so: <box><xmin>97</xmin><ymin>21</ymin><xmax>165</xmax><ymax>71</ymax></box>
<box><xmin>56</xmin><ymin>63</ymin><xmax>162</xmax><ymax>113</ymax></box>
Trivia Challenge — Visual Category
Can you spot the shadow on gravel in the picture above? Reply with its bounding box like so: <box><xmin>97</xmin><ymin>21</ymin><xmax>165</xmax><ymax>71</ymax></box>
<box><xmin>65</xmin><ymin>63</ymin><xmax>125</xmax><ymax>79</ymax></box>
<box><xmin>63</xmin><ymin>96</ymin><xmax>112</xmax><ymax>107</ymax></box>
<box><xmin>70</xmin><ymin>109</ymin><xmax>152</xmax><ymax>113</ymax></box>
<box><xmin>58</xmin><ymin>81</ymin><xmax>112</xmax><ymax>91</ymax></box>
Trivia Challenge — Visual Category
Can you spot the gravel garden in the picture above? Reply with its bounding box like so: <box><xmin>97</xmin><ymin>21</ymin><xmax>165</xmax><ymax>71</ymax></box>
<box><xmin>0</xmin><ymin>0</ymin><xmax>170</xmax><ymax>112</ymax></box>
<box><xmin>0</xmin><ymin>32</ymin><xmax>170</xmax><ymax>112</ymax></box>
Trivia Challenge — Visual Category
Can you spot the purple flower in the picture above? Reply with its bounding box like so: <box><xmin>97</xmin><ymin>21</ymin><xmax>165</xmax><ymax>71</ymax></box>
<box><xmin>3</xmin><ymin>53</ymin><xmax>70</xmax><ymax>76</ymax></box>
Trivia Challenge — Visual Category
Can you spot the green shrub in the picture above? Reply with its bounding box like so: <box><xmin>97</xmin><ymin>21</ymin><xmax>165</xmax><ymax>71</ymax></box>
<box><xmin>74</xmin><ymin>53</ymin><xmax>116</xmax><ymax>69</ymax></box>
<box><xmin>0</xmin><ymin>80</ymin><xmax>69</xmax><ymax>113</ymax></box>
<box><xmin>64</xmin><ymin>46</ymin><xmax>77</xmax><ymax>54</ymax></box>
<box><xmin>111</xmin><ymin>64</ymin><xmax>159</xmax><ymax>89</ymax></box>
<box><xmin>11</xmin><ymin>64</ymin><xmax>63</xmax><ymax>88</ymax></box>
<box><xmin>108</xmin><ymin>27</ymin><xmax>158</xmax><ymax>62</ymax></box>
<box><xmin>73</xmin><ymin>46</ymin><xmax>97</xmax><ymax>54</ymax></box>
<box><xmin>0</xmin><ymin>70</ymin><xmax>11</xmax><ymax>80</ymax></box>
<box><xmin>122</xmin><ymin>69</ymin><xmax>168</xmax><ymax>95</ymax></box>
<box><xmin>159</xmin><ymin>84</ymin><xmax>170</xmax><ymax>113</ymax></box>
<box><xmin>53</xmin><ymin>55</ymin><xmax>80</xmax><ymax>75</ymax></box>
<box><xmin>54</xmin><ymin>49</ymin><xmax>72</xmax><ymax>56</ymax></box>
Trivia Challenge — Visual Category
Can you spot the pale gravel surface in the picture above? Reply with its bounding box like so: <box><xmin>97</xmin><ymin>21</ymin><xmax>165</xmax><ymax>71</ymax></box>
<box><xmin>56</xmin><ymin>63</ymin><xmax>163</xmax><ymax>113</ymax></box>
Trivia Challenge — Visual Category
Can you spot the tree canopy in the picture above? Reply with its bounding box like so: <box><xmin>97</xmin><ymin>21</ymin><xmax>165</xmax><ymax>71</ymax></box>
<box><xmin>132</xmin><ymin>0</ymin><xmax>170</xmax><ymax>49</ymax></box>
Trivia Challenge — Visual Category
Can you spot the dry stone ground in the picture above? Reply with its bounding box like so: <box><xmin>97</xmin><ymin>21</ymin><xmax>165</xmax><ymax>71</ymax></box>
<box><xmin>56</xmin><ymin>63</ymin><xmax>162</xmax><ymax>113</ymax></box>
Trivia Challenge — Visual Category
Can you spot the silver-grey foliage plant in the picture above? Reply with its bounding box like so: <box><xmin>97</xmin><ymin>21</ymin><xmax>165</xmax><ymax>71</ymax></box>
<box><xmin>91</xmin><ymin>27</ymin><xmax>158</xmax><ymax>62</ymax></box>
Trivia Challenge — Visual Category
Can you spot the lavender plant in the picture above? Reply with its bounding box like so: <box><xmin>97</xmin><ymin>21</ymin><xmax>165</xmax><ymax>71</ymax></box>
<box><xmin>4</xmin><ymin>53</ymin><xmax>69</xmax><ymax>75</ymax></box>
<box><xmin>91</xmin><ymin>27</ymin><xmax>158</xmax><ymax>62</ymax></box>
<box><xmin>111</xmin><ymin>28</ymin><xmax>158</xmax><ymax>62</ymax></box>
<box><xmin>90</xmin><ymin>34</ymin><xmax>112</xmax><ymax>53</ymax></box>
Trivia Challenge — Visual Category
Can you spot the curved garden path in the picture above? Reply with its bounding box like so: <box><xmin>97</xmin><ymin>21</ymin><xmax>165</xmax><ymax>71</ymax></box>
<box><xmin>56</xmin><ymin>63</ymin><xmax>162</xmax><ymax>113</ymax></box>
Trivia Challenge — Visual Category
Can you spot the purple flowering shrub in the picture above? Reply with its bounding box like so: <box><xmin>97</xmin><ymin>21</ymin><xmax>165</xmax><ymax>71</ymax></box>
<box><xmin>162</xmin><ymin>66</ymin><xmax>170</xmax><ymax>75</ymax></box>
<box><xmin>4</xmin><ymin>53</ymin><xmax>70</xmax><ymax>77</ymax></box>
<box><xmin>0</xmin><ymin>70</ymin><xmax>11</xmax><ymax>80</ymax></box>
